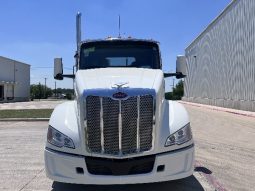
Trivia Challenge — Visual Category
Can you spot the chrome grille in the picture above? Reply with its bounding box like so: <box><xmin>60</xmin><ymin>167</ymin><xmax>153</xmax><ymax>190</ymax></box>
<box><xmin>121</xmin><ymin>97</ymin><xmax>138</xmax><ymax>154</ymax></box>
<box><xmin>85</xmin><ymin>95</ymin><xmax>154</xmax><ymax>156</ymax></box>
<box><xmin>103</xmin><ymin>98</ymin><xmax>119</xmax><ymax>154</ymax></box>
<box><xmin>139</xmin><ymin>95</ymin><xmax>154</xmax><ymax>151</ymax></box>
<box><xmin>86</xmin><ymin>96</ymin><xmax>101</xmax><ymax>153</ymax></box>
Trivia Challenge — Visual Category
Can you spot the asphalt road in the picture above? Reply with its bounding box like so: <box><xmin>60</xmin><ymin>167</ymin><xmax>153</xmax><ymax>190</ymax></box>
<box><xmin>0</xmin><ymin>104</ymin><xmax>254</xmax><ymax>191</ymax></box>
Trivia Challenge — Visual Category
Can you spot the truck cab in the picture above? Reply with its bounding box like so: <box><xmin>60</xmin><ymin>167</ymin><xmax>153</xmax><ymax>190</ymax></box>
<box><xmin>44</xmin><ymin>14</ymin><xmax>194</xmax><ymax>185</ymax></box>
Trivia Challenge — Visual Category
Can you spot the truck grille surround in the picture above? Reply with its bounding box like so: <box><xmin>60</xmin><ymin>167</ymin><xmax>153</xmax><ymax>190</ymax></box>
<box><xmin>85</xmin><ymin>95</ymin><xmax>154</xmax><ymax>157</ymax></box>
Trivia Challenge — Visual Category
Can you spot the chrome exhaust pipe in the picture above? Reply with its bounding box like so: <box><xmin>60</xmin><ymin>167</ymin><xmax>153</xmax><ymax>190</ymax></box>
<box><xmin>76</xmin><ymin>12</ymin><xmax>82</xmax><ymax>51</ymax></box>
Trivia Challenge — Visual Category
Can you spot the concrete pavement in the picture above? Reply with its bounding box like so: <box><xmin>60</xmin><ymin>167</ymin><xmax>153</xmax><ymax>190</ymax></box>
<box><xmin>0</xmin><ymin>122</ymin><xmax>210</xmax><ymax>191</ymax></box>
<box><xmin>0</xmin><ymin>103</ymin><xmax>255</xmax><ymax>190</ymax></box>
<box><xmin>184</xmin><ymin>104</ymin><xmax>255</xmax><ymax>191</ymax></box>
<box><xmin>179</xmin><ymin>101</ymin><xmax>255</xmax><ymax>118</ymax></box>
<box><xmin>0</xmin><ymin>100</ymin><xmax>66</xmax><ymax>110</ymax></box>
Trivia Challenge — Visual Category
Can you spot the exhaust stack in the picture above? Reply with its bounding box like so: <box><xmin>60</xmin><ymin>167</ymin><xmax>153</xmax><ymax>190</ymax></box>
<box><xmin>76</xmin><ymin>12</ymin><xmax>82</xmax><ymax>51</ymax></box>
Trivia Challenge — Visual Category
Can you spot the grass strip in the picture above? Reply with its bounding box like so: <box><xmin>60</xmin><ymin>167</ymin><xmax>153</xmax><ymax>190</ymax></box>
<box><xmin>0</xmin><ymin>109</ymin><xmax>53</xmax><ymax>118</ymax></box>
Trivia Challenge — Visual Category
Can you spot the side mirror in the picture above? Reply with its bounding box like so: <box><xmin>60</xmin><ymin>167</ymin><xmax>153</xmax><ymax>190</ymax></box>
<box><xmin>54</xmin><ymin>58</ymin><xmax>63</xmax><ymax>80</ymax></box>
<box><xmin>176</xmin><ymin>55</ymin><xmax>187</xmax><ymax>79</ymax></box>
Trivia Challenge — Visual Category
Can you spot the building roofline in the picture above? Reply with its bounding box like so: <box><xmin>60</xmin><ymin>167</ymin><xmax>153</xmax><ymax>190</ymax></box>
<box><xmin>0</xmin><ymin>56</ymin><xmax>31</xmax><ymax>67</ymax></box>
<box><xmin>185</xmin><ymin>0</ymin><xmax>239</xmax><ymax>51</ymax></box>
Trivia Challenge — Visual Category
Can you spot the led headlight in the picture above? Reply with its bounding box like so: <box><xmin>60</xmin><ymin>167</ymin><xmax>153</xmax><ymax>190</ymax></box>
<box><xmin>47</xmin><ymin>125</ymin><xmax>75</xmax><ymax>149</ymax></box>
<box><xmin>165</xmin><ymin>123</ymin><xmax>192</xmax><ymax>147</ymax></box>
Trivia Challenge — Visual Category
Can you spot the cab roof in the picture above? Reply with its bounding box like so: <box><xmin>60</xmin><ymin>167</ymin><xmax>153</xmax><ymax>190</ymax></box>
<box><xmin>80</xmin><ymin>37</ymin><xmax>159</xmax><ymax>45</ymax></box>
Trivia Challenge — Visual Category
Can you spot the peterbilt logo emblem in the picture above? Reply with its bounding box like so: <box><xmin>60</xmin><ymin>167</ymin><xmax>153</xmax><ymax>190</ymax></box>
<box><xmin>113</xmin><ymin>92</ymin><xmax>128</xmax><ymax>99</ymax></box>
<box><xmin>112</xmin><ymin>82</ymin><xmax>129</xmax><ymax>89</ymax></box>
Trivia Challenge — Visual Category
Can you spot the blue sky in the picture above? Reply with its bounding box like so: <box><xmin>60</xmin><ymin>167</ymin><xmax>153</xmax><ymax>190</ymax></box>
<box><xmin>0</xmin><ymin>0</ymin><xmax>230</xmax><ymax>91</ymax></box>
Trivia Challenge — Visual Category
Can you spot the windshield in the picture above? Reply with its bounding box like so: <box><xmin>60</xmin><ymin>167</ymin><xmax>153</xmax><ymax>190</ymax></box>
<box><xmin>79</xmin><ymin>41</ymin><xmax>161</xmax><ymax>69</ymax></box>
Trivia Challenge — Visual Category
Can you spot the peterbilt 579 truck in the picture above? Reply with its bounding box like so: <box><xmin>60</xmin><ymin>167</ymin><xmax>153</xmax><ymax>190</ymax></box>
<box><xmin>44</xmin><ymin>13</ymin><xmax>194</xmax><ymax>185</ymax></box>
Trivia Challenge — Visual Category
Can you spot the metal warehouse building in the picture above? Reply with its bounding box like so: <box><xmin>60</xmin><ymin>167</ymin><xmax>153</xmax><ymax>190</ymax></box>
<box><xmin>183</xmin><ymin>0</ymin><xmax>255</xmax><ymax>112</ymax></box>
<box><xmin>0</xmin><ymin>56</ymin><xmax>30</xmax><ymax>102</ymax></box>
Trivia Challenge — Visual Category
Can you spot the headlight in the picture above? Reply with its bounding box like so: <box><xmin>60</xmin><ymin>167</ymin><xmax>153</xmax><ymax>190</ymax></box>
<box><xmin>165</xmin><ymin>123</ymin><xmax>192</xmax><ymax>147</ymax></box>
<box><xmin>47</xmin><ymin>125</ymin><xmax>75</xmax><ymax>149</ymax></box>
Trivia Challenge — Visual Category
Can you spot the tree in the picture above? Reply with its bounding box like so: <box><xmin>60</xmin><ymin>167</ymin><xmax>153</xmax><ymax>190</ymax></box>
<box><xmin>56</xmin><ymin>88</ymin><xmax>73</xmax><ymax>95</ymax></box>
<box><xmin>30</xmin><ymin>84</ymin><xmax>52</xmax><ymax>99</ymax></box>
<box><xmin>172</xmin><ymin>80</ymin><xmax>184</xmax><ymax>100</ymax></box>
<box><xmin>165</xmin><ymin>80</ymin><xmax>184</xmax><ymax>100</ymax></box>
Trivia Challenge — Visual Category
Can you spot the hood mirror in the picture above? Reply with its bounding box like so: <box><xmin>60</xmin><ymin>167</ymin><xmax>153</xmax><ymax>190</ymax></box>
<box><xmin>54</xmin><ymin>58</ymin><xmax>63</xmax><ymax>80</ymax></box>
<box><xmin>176</xmin><ymin>55</ymin><xmax>187</xmax><ymax>78</ymax></box>
<box><xmin>164</xmin><ymin>55</ymin><xmax>187</xmax><ymax>79</ymax></box>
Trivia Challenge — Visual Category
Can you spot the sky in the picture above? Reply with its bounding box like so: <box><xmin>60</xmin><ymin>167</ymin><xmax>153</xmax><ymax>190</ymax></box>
<box><xmin>0</xmin><ymin>0</ymin><xmax>231</xmax><ymax>92</ymax></box>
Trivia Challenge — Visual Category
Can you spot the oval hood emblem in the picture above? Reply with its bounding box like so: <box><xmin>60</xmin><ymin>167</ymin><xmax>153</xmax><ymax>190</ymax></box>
<box><xmin>113</xmin><ymin>92</ymin><xmax>128</xmax><ymax>99</ymax></box>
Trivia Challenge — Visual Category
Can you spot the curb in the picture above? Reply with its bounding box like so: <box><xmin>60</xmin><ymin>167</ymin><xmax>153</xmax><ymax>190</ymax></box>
<box><xmin>179</xmin><ymin>101</ymin><xmax>255</xmax><ymax>118</ymax></box>
<box><xmin>0</xmin><ymin>118</ymin><xmax>50</xmax><ymax>122</ymax></box>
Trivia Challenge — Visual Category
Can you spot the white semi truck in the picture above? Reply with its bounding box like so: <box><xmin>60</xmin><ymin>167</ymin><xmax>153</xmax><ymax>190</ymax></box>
<box><xmin>44</xmin><ymin>13</ymin><xmax>194</xmax><ymax>185</ymax></box>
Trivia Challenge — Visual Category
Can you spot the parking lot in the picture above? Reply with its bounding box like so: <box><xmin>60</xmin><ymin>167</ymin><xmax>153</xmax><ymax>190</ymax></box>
<box><xmin>0</xmin><ymin>103</ymin><xmax>254</xmax><ymax>191</ymax></box>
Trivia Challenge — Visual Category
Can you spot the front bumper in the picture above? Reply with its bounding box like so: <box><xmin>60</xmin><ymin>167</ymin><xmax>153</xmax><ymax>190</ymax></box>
<box><xmin>44</xmin><ymin>145</ymin><xmax>194</xmax><ymax>185</ymax></box>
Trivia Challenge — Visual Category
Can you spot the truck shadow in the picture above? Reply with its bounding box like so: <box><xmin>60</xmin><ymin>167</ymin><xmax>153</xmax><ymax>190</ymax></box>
<box><xmin>51</xmin><ymin>175</ymin><xmax>204</xmax><ymax>191</ymax></box>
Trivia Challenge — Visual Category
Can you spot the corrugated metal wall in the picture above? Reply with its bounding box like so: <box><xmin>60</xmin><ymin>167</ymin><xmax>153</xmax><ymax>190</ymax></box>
<box><xmin>0</xmin><ymin>56</ymin><xmax>30</xmax><ymax>102</ymax></box>
<box><xmin>183</xmin><ymin>0</ymin><xmax>255</xmax><ymax>112</ymax></box>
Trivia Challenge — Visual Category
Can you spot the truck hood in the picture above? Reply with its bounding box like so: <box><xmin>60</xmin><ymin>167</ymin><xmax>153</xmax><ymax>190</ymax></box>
<box><xmin>75</xmin><ymin>68</ymin><xmax>163</xmax><ymax>95</ymax></box>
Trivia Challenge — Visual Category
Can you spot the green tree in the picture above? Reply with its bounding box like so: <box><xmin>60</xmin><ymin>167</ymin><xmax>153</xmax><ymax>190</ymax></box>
<box><xmin>165</xmin><ymin>80</ymin><xmax>184</xmax><ymax>100</ymax></box>
<box><xmin>56</xmin><ymin>88</ymin><xmax>74</xmax><ymax>95</ymax></box>
<box><xmin>30</xmin><ymin>84</ymin><xmax>42</xmax><ymax>99</ymax></box>
<box><xmin>30</xmin><ymin>84</ymin><xmax>52</xmax><ymax>99</ymax></box>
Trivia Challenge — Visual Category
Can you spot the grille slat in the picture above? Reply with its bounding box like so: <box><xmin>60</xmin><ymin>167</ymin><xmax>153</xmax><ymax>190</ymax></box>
<box><xmin>103</xmin><ymin>98</ymin><xmax>119</xmax><ymax>154</ymax></box>
<box><xmin>121</xmin><ymin>97</ymin><xmax>138</xmax><ymax>154</ymax></box>
<box><xmin>139</xmin><ymin>95</ymin><xmax>154</xmax><ymax>151</ymax></box>
<box><xmin>86</xmin><ymin>95</ymin><xmax>154</xmax><ymax>156</ymax></box>
<box><xmin>86</xmin><ymin>96</ymin><xmax>101</xmax><ymax>153</ymax></box>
